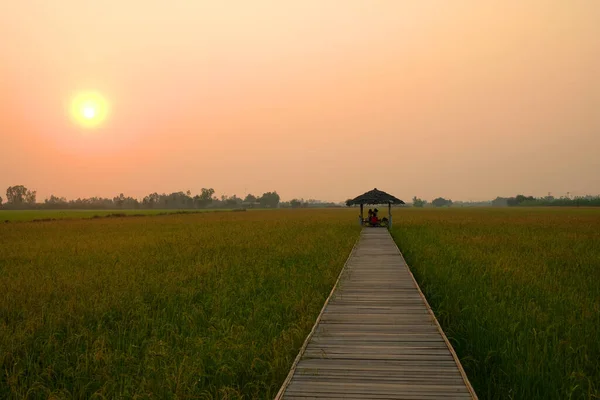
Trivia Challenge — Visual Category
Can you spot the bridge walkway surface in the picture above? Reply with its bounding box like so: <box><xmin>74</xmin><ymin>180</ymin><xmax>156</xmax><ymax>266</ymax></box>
<box><xmin>275</xmin><ymin>228</ymin><xmax>477</xmax><ymax>399</ymax></box>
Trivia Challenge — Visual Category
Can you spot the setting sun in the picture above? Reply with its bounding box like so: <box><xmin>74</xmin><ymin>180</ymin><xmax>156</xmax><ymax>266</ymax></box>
<box><xmin>83</xmin><ymin>106</ymin><xmax>95</xmax><ymax>119</ymax></box>
<box><xmin>70</xmin><ymin>91</ymin><xmax>109</xmax><ymax>128</ymax></box>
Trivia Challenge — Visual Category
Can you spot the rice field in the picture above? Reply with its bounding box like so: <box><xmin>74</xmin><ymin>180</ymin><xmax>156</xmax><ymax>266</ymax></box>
<box><xmin>0</xmin><ymin>209</ymin><xmax>225</xmax><ymax>222</ymax></box>
<box><xmin>1</xmin><ymin>207</ymin><xmax>598</xmax><ymax>399</ymax></box>
<box><xmin>390</xmin><ymin>207</ymin><xmax>600</xmax><ymax>400</ymax></box>
<box><xmin>0</xmin><ymin>209</ymin><xmax>359</xmax><ymax>399</ymax></box>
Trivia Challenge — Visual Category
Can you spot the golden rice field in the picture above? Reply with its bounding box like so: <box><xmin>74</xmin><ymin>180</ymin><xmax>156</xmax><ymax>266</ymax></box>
<box><xmin>1</xmin><ymin>207</ymin><xmax>599</xmax><ymax>399</ymax></box>
<box><xmin>0</xmin><ymin>210</ymin><xmax>360</xmax><ymax>399</ymax></box>
<box><xmin>0</xmin><ymin>209</ymin><xmax>222</xmax><ymax>222</ymax></box>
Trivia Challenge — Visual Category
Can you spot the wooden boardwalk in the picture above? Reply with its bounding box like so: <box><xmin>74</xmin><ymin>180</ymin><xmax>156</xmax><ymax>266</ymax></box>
<box><xmin>275</xmin><ymin>228</ymin><xmax>477</xmax><ymax>399</ymax></box>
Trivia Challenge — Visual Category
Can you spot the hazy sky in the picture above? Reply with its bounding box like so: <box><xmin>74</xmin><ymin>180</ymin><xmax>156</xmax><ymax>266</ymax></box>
<box><xmin>1</xmin><ymin>1</ymin><xmax>599</xmax><ymax>202</ymax></box>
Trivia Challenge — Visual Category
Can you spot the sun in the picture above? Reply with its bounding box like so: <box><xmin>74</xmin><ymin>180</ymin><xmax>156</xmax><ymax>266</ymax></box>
<box><xmin>70</xmin><ymin>91</ymin><xmax>109</xmax><ymax>128</ymax></box>
<box><xmin>83</xmin><ymin>106</ymin><xmax>95</xmax><ymax>119</ymax></box>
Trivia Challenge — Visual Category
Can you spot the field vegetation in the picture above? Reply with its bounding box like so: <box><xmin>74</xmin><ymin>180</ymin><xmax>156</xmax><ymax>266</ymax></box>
<box><xmin>0</xmin><ymin>209</ymin><xmax>359</xmax><ymax>399</ymax></box>
<box><xmin>2</xmin><ymin>207</ymin><xmax>598</xmax><ymax>399</ymax></box>
<box><xmin>390</xmin><ymin>207</ymin><xmax>600</xmax><ymax>399</ymax></box>
<box><xmin>0</xmin><ymin>209</ymin><xmax>228</xmax><ymax>222</ymax></box>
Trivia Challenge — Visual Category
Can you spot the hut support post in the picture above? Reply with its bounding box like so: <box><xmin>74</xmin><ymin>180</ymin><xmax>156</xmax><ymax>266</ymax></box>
<box><xmin>388</xmin><ymin>202</ymin><xmax>392</xmax><ymax>229</ymax></box>
<box><xmin>360</xmin><ymin>204</ymin><xmax>364</xmax><ymax>226</ymax></box>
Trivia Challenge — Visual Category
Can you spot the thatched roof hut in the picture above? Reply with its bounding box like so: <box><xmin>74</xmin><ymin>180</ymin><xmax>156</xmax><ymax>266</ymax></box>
<box><xmin>346</xmin><ymin>188</ymin><xmax>405</xmax><ymax>206</ymax></box>
<box><xmin>347</xmin><ymin>188</ymin><xmax>404</xmax><ymax>228</ymax></box>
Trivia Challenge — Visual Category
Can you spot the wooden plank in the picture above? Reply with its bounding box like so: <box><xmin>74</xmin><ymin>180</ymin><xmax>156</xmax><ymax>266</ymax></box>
<box><xmin>284</xmin><ymin>396</ymin><xmax>472</xmax><ymax>400</ymax></box>
<box><xmin>285</xmin><ymin>380</ymin><xmax>470</xmax><ymax>395</ymax></box>
<box><xmin>295</xmin><ymin>360</ymin><xmax>464</xmax><ymax>370</ymax></box>
<box><xmin>276</xmin><ymin>228</ymin><xmax>477</xmax><ymax>400</ymax></box>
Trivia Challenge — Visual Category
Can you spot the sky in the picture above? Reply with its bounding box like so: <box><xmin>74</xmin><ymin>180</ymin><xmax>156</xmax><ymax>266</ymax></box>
<box><xmin>1</xmin><ymin>0</ymin><xmax>599</xmax><ymax>203</ymax></box>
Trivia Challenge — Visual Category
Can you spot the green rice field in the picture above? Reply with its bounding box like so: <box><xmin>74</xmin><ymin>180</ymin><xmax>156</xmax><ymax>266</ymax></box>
<box><xmin>1</xmin><ymin>207</ymin><xmax>598</xmax><ymax>399</ymax></box>
<box><xmin>391</xmin><ymin>208</ymin><xmax>600</xmax><ymax>400</ymax></box>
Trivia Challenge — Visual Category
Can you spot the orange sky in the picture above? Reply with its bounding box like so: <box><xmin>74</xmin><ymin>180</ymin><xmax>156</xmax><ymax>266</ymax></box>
<box><xmin>1</xmin><ymin>1</ymin><xmax>599</xmax><ymax>202</ymax></box>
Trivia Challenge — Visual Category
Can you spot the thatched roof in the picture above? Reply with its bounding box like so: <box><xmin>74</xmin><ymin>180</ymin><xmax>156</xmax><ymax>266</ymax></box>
<box><xmin>347</xmin><ymin>188</ymin><xmax>405</xmax><ymax>205</ymax></box>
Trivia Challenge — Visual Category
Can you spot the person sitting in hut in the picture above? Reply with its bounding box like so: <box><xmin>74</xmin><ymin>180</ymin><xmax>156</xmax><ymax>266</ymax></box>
<box><xmin>367</xmin><ymin>208</ymin><xmax>373</xmax><ymax>224</ymax></box>
<box><xmin>370</xmin><ymin>208</ymin><xmax>379</xmax><ymax>225</ymax></box>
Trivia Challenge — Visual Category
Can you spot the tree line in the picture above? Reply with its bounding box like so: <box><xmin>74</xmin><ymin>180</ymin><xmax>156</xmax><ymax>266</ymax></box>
<box><xmin>411</xmin><ymin>197</ymin><xmax>454</xmax><ymax>207</ymax></box>
<box><xmin>0</xmin><ymin>185</ymin><xmax>271</xmax><ymax>210</ymax></box>
<box><xmin>410</xmin><ymin>194</ymin><xmax>600</xmax><ymax>208</ymax></box>
<box><xmin>0</xmin><ymin>185</ymin><xmax>345</xmax><ymax>210</ymax></box>
<box><xmin>491</xmin><ymin>194</ymin><xmax>600</xmax><ymax>207</ymax></box>
<box><xmin>3</xmin><ymin>185</ymin><xmax>598</xmax><ymax>210</ymax></box>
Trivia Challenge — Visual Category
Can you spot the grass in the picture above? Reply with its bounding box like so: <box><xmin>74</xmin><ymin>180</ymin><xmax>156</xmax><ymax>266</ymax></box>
<box><xmin>0</xmin><ymin>209</ymin><xmax>360</xmax><ymax>399</ymax></box>
<box><xmin>3</xmin><ymin>206</ymin><xmax>598</xmax><ymax>399</ymax></box>
<box><xmin>0</xmin><ymin>209</ymin><xmax>228</xmax><ymax>222</ymax></box>
<box><xmin>390</xmin><ymin>207</ymin><xmax>600</xmax><ymax>400</ymax></box>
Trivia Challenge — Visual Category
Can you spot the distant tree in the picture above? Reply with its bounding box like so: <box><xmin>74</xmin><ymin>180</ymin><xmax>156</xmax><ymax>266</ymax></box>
<box><xmin>121</xmin><ymin>194</ymin><xmax>140</xmax><ymax>209</ymax></box>
<box><xmin>492</xmin><ymin>197</ymin><xmax>508</xmax><ymax>207</ymax></box>
<box><xmin>6</xmin><ymin>185</ymin><xmax>25</xmax><ymax>204</ymax></box>
<box><xmin>0</xmin><ymin>196</ymin><xmax>3</xmax><ymax>207</ymax></box>
<box><xmin>165</xmin><ymin>191</ymin><xmax>193</xmax><ymax>208</ymax></box>
<box><xmin>259</xmin><ymin>191</ymin><xmax>280</xmax><ymax>208</ymax></box>
<box><xmin>505</xmin><ymin>194</ymin><xmax>535</xmax><ymax>207</ymax></box>
<box><xmin>203</xmin><ymin>188</ymin><xmax>215</xmax><ymax>199</ymax></box>
<box><xmin>6</xmin><ymin>185</ymin><xmax>36</xmax><ymax>206</ymax></box>
<box><xmin>112</xmin><ymin>193</ymin><xmax>140</xmax><ymax>208</ymax></box>
<box><xmin>291</xmin><ymin>199</ymin><xmax>303</xmax><ymax>208</ymax></box>
<box><xmin>45</xmin><ymin>195</ymin><xmax>68</xmax><ymax>208</ymax></box>
<box><xmin>143</xmin><ymin>192</ymin><xmax>161</xmax><ymax>208</ymax></box>
<box><xmin>244</xmin><ymin>194</ymin><xmax>257</xmax><ymax>203</ymax></box>
<box><xmin>224</xmin><ymin>195</ymin><xmax>242</xmax><ymax>207</ymax></box>
<box><xmin>412</xmin><ymin>196</ymin><xmax>426</xmax><ymax>208</ymax></box>
<box><xmin>26</xmin><ymin>191</ymin><xmax>36</xmax><ymax>205</ymax></box>
<box><xmin>45</xmin><ymin>195</ymin><xmax>67</xmax><ymax>204</ymax></box>
<box><xmin>431</xmin><ymin>197</ymin><xmax>452</xmax><ymax>207</ymax></box>
<box><xmin>113</xmin><ymin>193</ymin><xmax>126</xmax><ymax>208</ymax></box>
<box><xmin>194</xmin><ymin>188</ymin><xmax>215</xmax><ymax>208</ymax></box>
<box><xmin>515</xmin><ymin>194</ymin><xmax>535</xmax><ymax>204</ymax></box>
<box><xmin>67</xmin><ymin>196</ymin><xmax>114</xmax><ymax>209</ymax></box>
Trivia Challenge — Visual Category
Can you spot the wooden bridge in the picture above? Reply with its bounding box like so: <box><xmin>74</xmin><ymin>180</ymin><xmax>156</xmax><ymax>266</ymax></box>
<box><xmin>275</xmin><ymin>228</ymin><xmax>477</xmax><ymax>399</ymax></box>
